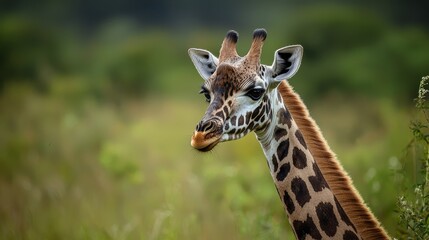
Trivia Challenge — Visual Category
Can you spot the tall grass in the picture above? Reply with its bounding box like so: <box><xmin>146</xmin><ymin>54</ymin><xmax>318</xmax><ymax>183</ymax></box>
<box><xmin>0</xmin><ymin>78</ymin><xmax>416</xmax><ymax>239</ymax></box>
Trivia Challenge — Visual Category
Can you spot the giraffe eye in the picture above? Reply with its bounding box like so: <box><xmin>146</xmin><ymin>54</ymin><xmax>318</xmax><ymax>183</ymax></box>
<box><xmin>199</xmin><ymin>88</ymin><xmax>211</xmax><ymax>103</ymax></box>
<box><xmin>246</xmin><ymin>88</ymin><xmax>265</xmax><ymax>101</ymax></box>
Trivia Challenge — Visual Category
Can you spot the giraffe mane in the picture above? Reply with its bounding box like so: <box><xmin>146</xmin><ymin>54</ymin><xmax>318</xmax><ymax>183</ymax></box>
<box><xmin>278</xmin><ymin>81</ymin><xmax>390</xmax><ymax>240</ymax></box>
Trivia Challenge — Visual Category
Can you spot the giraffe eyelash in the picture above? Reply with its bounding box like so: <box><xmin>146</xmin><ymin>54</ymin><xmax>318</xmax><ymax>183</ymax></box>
<box><xmin>199</xmin><ymin>87</ymin><xmax>211</xmax><ymax>103</ymax></box>
<box><xmin>245</xmin><ymin>88</ymin><xmax>265</xmax><ymax>101</ymax></box>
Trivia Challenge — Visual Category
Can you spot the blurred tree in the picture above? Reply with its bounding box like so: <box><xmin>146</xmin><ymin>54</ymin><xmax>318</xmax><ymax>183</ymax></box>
<box><xmin>0</xmin><ymin>17</ymin><xmax>56</xmax><ymax>90</ymax></box>
<box><xmin>281</xmin><ymin>6</ymin><xmax>429</xmax><ymax>103</ymax></box>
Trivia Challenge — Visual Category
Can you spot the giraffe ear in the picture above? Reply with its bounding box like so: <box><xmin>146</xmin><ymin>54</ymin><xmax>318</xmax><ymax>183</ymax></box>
<box><xmin>188</xmin><ymin>48</ymin><xmax>219</xmax><ymax>81</ymax></box>
<box><xmin>270</xmin><ymin>45</ymin><xmax>303</xmax><ymax>82</ymax></box>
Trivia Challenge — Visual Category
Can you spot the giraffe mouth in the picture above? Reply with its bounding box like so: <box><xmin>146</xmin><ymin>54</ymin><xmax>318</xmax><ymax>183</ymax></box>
<box><xmin>191</xmin><ymin>131</ymin><xmax>221</xmax><ymax>152</ymax></box>
<box><xmin>196</xmin><ymin>139</ymin><xmax>220</xmax><ymax>152</ymax></box>
<box><xmin>221</xmin><ymin>130</ymin><xmax>251</xmax><ymax>142</ymax></box>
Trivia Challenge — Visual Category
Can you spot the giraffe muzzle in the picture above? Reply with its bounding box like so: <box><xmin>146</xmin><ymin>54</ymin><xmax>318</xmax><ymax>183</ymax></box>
<box><xmin>191</xmin><ymin>119</ymin><xmax>223</xmax><ymax>152</ymax></box>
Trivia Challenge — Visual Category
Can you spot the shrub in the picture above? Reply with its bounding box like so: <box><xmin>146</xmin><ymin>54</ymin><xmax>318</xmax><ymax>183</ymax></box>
<box><xmin>397</xmin><ymin>76</ymin><xmax>429</xmax><ymax>239</ymax></box>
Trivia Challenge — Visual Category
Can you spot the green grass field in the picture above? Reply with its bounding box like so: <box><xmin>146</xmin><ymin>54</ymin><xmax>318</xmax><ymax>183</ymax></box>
<box><xmin>0</xmin><ymin>81</ymin><xmax>414</xmax><ymax>239</ymax></box>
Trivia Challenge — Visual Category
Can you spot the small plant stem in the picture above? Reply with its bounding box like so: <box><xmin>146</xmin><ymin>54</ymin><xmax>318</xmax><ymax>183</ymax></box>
<box><xmin>425</xmin><ymin>147</ymin><xmax>429</xmax><ymax>196</ymax></box>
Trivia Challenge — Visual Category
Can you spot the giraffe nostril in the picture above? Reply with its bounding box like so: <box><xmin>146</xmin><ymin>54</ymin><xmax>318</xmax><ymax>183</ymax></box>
<box><xmin>204</xmin><ymin>121</ymin><xmax>214</xmax><ymax>132</ymax></box>
<box><xmin>196</xmin><ymin>121</ymin><xmax>203</xmax><ymax>131</ymax></box>
<box><xmin>196</xmin><ymin>119</ymin><xmax>221</xmax><ymax>133</ymax></box>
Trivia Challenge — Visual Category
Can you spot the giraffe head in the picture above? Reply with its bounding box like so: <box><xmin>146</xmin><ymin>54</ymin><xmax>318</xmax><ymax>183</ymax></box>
<box><xmin>189</xmin><ymin>29</ymin><xmax>303</xmax><ymax>151</ymax></box>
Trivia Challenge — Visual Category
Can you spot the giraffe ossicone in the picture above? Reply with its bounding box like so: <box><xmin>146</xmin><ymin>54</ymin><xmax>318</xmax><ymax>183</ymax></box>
<box><xmin>188</xmin><ymin>29</ymin><xmax>390</xmax><ymax>240</ymax></box>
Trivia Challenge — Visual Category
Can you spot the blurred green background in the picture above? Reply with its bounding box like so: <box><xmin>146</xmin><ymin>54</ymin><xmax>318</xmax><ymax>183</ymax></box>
<box><xmin>1</xmin><ymin>0</ymin><xmax>428</xmax><ymax>239</ymax></box>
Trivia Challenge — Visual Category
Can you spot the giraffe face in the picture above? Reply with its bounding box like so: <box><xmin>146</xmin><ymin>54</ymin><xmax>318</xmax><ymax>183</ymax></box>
<box><xmin>189</xmin><ymin>29</ymin><xmax>303</xmax><ymax>151</ymax></box>
<box><xmin>192</xmin><ymin>62</ymin><xmax>271</xmax><ymax>152</ymax></box>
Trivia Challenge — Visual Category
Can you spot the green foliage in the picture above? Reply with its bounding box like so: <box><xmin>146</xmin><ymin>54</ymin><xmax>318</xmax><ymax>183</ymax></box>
<box><xmin>2</xmin><ymin>5</ymin><xmax>429</xmax><ymax>103</ymax></box>
<box><xmin>282</xmin><ymin>6</ymin><xmax>429</xmax><ymax>103</ymax></box>
<box><xmin>286</xmin><ymin>6</ymin><xmax>386</xmax><ymax>56</ymax></box>
<box><xmin>87</xmin><ymin>21</ymin><xmax>177</xmax><ymax>98</ymax></box>
<box><xmin>397</xmin><ymin>76</ymin><xmax>429</xmax><ymax>239</ymax></box>
<box><xmin>99</xmin><ymin>142</ymin><xmax>142</xmax><ymax>183</ymax></box>
<box><xmin>0</xmin><ymin>17</ymin><xmax>52</xmax><ymax>87</ymax></box>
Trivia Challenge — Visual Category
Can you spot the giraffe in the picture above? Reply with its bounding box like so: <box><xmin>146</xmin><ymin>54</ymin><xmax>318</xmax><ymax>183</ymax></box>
<box><xmin>188</xmin><ymin>29</ymin><xmax>390</xmax><ymax>239</ymax></box>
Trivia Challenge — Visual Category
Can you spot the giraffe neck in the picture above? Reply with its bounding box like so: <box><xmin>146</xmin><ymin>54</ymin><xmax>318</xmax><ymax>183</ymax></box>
<box><xmin>255</xmin><ymin>90</ymin><xmax>361</xmax><ymax>240</ymax></box>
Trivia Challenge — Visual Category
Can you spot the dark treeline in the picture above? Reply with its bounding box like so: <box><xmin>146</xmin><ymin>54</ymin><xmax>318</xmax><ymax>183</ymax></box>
<box><xmin>2</xmin><ymin>0</ymin><xmax>429</xmax><ymax>31</ymax></box>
